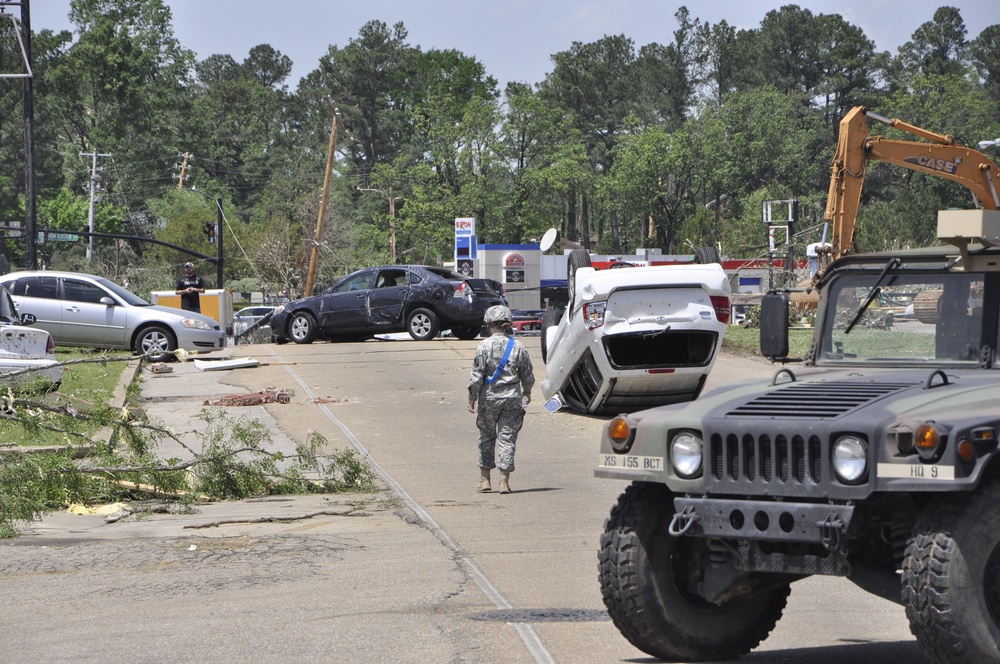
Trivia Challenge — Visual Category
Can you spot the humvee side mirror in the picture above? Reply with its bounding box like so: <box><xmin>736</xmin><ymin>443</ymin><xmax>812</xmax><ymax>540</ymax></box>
<box><xmin>760</xmin><ymin>293</ymin><xmax>789</xmax><ymax>360</ymax></box>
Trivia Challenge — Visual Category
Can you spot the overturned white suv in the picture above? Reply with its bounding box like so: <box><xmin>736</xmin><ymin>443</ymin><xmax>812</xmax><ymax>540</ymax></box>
<box><xmin>540</xmin><ymin>250</ymin><xmax>731</xmax><ymax>415</ymax></box>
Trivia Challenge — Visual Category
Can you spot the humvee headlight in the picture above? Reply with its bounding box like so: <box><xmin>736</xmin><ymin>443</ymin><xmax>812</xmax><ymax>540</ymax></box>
<box><xmin>833</xmin><ymin>436</ymin><xmax>868</xmax><ymax>484</ymax></box>
<box><xmin>670</xmin><ymin>431</ymin><xmax>703</xmax><ymax>479</ymax></box>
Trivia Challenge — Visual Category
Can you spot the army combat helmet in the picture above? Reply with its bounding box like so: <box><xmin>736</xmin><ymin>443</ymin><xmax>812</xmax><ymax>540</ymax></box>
<box><xmin>484</xmin><ymin>305</ymin><xmax>513</xmax><ymax>325</ymax></box>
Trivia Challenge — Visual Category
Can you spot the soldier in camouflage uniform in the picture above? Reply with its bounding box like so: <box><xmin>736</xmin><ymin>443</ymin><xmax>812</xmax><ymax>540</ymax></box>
<box><xmin>468</xmin><ymin>305</ymin><xmax>535</xmax><ymax>494</ymax></box>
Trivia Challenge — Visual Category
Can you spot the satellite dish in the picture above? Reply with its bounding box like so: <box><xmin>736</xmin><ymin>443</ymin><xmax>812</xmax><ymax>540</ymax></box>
<box><xmin>539</xmin><ymin>228</ymin><xmax>559</xmax><ymax>252</ymax></box>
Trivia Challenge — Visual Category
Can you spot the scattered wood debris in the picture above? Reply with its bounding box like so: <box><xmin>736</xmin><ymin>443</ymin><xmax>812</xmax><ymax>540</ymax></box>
<box><xmin>203</xmin><ymin>386</ymin><xmax>295</xmax><ymax>407</ymax></box>
<box><xmin>312</xmin><ymin>396</ymin><xmax>347</xmax><ymax>404</ymax></box>
<box><xmin>148</xmin><ymin>363</ymin><xmax>173</xmax><ymax>374</ymax></box>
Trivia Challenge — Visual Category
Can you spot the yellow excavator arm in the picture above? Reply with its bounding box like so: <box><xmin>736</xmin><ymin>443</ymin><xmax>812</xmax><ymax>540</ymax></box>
<box><xmin>822</xmin><ymin>106</ymin><xmax>1000</xmax><ymax>270</ymax></box>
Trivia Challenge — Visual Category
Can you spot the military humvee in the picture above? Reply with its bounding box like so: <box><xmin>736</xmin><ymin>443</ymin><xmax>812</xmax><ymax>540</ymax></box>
<box><xmin>595</xmin><ymin>210</ymin><xmax>1000</xmax><ymax>663</ymax></box>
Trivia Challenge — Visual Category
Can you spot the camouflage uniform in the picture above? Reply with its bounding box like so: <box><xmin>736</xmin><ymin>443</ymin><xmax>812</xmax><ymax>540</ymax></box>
<box><xmin>468</xmin><ymin>330</ymin><xmax>535</xmax><ymax>472</ymax></box>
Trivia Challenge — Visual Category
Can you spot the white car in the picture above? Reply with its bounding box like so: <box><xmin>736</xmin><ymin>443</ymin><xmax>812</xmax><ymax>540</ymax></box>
<box><xmin>540</xmin><ymin>250</ymin><xmax>731</xmax><ymax>415</ymax></box>
<box><xmin>0</xmin><ymin>271</ymin><xmax>226</xmax><ymax>362</ymax></box>
<box><xmin>0</xmin><ymin>287</ymin><xmax>62</xmax><ymax>388</ymax></box>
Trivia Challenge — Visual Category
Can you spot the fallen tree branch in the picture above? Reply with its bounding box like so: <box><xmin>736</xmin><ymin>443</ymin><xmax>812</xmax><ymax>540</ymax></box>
<box><xmin>0</xmin><ymin>444</ymin><xmax>93</xmax><ymax>458</ymax></box>
<box><xmin>183</xmin><ymin>509</ymin><xmax>369</xmax><ymax>529</ymax></box>
<box><xmin>113</xmin><ymin>479</ymin><xmax>212</xmax><ymax>501</ymax></box>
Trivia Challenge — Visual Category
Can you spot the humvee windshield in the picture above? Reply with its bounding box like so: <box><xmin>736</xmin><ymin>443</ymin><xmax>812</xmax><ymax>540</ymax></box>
<box><xmin>819</xmin><ymin>271</ymin><xmax>985</xmax><ymax>366</ymax></box>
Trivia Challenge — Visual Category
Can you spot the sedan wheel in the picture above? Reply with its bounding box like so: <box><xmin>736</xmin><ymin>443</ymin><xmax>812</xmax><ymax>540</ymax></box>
<box><xmin>136</xmin><ymin>325</ymin><xmax>176</xmax><ymax>362</ymax></box>
<box><xmin>289</xmin><ymin>312</ymin><xmax>318</xmax><ymax>344</ymax></box>
<box><xmin>407</xmin><ymin>308</ymin><xmax>439</xmax><ymax>341</ymax></box>
<box><xmin>451</xmin><ymin>324</ymin><xmax>480</xmax><ymax>341</ymax></box>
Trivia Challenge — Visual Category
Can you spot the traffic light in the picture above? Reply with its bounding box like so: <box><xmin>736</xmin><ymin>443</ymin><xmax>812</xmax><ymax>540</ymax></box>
<box><xmin>205</xmin><ymin>222</ymin><xmax>216</xmax><ymax>244</ymax></box>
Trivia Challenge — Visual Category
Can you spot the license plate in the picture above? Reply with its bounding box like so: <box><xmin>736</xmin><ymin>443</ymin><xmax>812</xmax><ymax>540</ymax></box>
<box><xmin>876</xmin><ymin>463</ymin><xmax>955</xmax><ymax>480</ymax></box>
<box><xmin>599</xmin><ymin>454</ymin><xmax>663</xmax><ymax>471</ymax></box>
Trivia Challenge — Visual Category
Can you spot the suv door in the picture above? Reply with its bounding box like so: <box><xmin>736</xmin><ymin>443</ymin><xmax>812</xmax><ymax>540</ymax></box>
<box><xmin>7</xmin><ymin>276</ymin><xmax>63</xmax><ymax>340</ymax></box>
<box><xmin>60</xmin><ymin>278</ymin><xmax>128</xmax><ymax>348</ymax></box>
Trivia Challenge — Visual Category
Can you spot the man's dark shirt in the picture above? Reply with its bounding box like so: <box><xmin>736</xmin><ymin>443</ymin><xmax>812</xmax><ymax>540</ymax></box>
<box><xmin>176</xmin><ymin>274</ymin><xmax>205</xmax><ymax>312</ymax></box>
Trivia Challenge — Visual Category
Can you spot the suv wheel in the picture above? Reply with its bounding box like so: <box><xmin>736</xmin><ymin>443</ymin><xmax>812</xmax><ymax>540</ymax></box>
<box><xmin>540</xmin><ymin>307</ymin><xmax>564</xmax><ymax>364</ymax></box>
<box><xmin>903</xmin><ymin>480</ymin><xmax>1000</xmax><ymax>662</ymax></box>
<box><xmin>694</xmin><ymin>246</ymin><xmax>720</xmax><ymax>264</ymax></box>
<box><xmin>599</xmin><ymin>482</ymin><xmax>791</xmax><ymax>661</ymax></box>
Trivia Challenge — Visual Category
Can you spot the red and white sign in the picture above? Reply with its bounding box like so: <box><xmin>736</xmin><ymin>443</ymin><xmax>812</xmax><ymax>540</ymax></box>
<box><xmin>504</xmin><ymin>253</ymin><xmax>525</xmax><ymax>268</ymax></box>
<box><xmin>455</xmin><ymin>217</ymin><xmax>476</xmax><ymax>233</ymax></box>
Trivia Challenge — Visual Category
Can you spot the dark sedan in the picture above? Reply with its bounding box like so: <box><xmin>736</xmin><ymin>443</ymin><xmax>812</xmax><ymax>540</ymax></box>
<box><xmin>270</xmin><ymin>265</ymin><xmax>506</xmax><ymax>343</ymax></box>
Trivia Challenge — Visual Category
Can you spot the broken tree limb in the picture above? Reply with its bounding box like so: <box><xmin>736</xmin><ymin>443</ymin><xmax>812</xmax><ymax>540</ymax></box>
<box><xmin>183</xmin><ymin>509</ymin><xmax>369</xmax><ymax>529</ymax></box>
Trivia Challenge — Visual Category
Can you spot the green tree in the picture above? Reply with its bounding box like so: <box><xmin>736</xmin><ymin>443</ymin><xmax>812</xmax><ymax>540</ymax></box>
<box><xmin>301</xmin><ymin>21</ymin><xmax>419</xmax><ymax>171</ymax></box>
<box><xmin>492</xmin><ymin>84</ymin><xmax>590</xmax><ymax>243</ymax></box>
<box><xmin>540</xmin><ymin>35</ymin><xmax>644</xmax><ymax>248</ymax></box>
<box><xmin>188</xmin><ymin>45</ymin><xmax>295</xmax><ymax>210</ymax></box>
<box><xmin>692</xmin><ymin>20</ymin><xmax>760</xmax><ymax>106</ymax></box>
<box><xmin>755</xmin><ymin>5</ymin><xmax>826</xmax><ymax>97</ymax></box>
<box><xmin>970</xmin><ymin>24</ymin><xmax>1000</xmax><ymax>114</ymax></box>
<box><xmin>897</xmin><ymin>6</ymin><xmax>969</xmax><ymax>80</ymax></box>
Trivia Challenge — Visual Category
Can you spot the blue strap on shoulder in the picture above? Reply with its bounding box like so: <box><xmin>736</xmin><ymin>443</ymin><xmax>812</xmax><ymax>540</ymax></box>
<box><xmin>485</xmin><ymin>337</ymin><xmax>515</xmax><ymax>385</ymax></box>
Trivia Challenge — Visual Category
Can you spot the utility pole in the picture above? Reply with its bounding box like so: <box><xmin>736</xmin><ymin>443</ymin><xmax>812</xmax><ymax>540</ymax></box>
<box><xmin>304</xmin><ymin>99</ymin><xmax>339</xmax><ymax>298</ymax></box>
<box><xmin>177</xmin><ymin>152</ymin><xmax>190</xmax><ymax>189</ymax></box>
<box><xmin>214</xmin><ymin>198</ymin><xmax>223</xmax><ymax>289</ymax></box>
<box><xmin>5</xmin><ymin>0</ymin><xmax>39</xmax><ymax>269</ymax></box>
<box><xmin>359</xmin><ymin>185</ymin><xmax>402</xmax><ymax>264</ymax></box>
<box><xmin>80</xmin><ymin>150</ymin><xmax>110</xmax><ymax>263</ymax></box>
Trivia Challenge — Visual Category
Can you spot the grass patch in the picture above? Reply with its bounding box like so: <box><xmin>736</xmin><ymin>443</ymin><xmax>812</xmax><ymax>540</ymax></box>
<box><xmin>0</xmin><ymin>348</ymin><xmax>132</xmax><ymax>449</ymax></box>
<box><xmin>722</xmin><ymin>325</ymin><xmax>815</xmax><ymax>360</ymax></box>
<box><xmin>0</xmin><ymin>351</ymin><xmax>379</xmax><ymax>538</ymax></box>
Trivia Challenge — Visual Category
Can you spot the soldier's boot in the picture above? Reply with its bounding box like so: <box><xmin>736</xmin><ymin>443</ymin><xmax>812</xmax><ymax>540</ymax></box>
<box><xmin>498</xmin><ymin>470</ymin><xmax>511</xmax><ymax>494</ymax></box>
<box><xmin>476</xmin><ymin>467</ymin><xmax>492</xmax><ymax>493</ymax></box>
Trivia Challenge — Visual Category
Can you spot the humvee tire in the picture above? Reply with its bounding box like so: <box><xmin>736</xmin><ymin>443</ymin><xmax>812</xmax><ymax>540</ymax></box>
<box><xmin>902</xmin><ymin>480</ymin><xmax>1000</xmax><ymax>663</ymax></box>
<box><xmin>598</xmin><ymin>482</ymin><xmax>791</xmax><ymax>661</ymax></box>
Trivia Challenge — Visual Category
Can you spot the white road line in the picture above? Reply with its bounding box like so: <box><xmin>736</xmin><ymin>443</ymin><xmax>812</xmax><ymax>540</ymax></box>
<box><xmin>266</xmin><ymin>347</ymin><xmax>556</xmax><ymax>664</ymax></box>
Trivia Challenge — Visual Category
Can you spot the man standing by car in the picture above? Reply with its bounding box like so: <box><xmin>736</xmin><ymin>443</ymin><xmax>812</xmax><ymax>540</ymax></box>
<box><xmin>468</xmin><ymin>305</ymin><xmax>535</xmax><ymax>494</ymax></box>
<box><xmin>175</xmin><ymin>262</ymin><xmax>206</xmax><ymax>313</ymax></box>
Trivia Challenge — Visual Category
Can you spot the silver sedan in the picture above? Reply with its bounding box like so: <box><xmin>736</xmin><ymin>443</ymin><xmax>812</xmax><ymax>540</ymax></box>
<box><xmin>0</xmin><ymin>270</ymin><xmax>226</xmax><ymax>362</ymax></box>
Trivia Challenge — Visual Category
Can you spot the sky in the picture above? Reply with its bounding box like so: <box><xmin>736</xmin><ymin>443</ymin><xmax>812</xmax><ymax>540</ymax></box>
<box><xmin>18</xmin><ymin>1</ymin><xmax>1000</xmax><ymax>90</ymax></box>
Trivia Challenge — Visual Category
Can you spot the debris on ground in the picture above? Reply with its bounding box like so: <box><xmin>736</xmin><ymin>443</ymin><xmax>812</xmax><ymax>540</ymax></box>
<box><xmin>204</xmin><ymin>386</ymin><xmax>294</xmax><ymax>407</ymax></box>
<box><xmin>193</xmin><ymin>357</ymin><xmax>260</xmax><ymax>371</ymax></box>
<box><xmin>312</xmin><ymin>396</ymin><xmax>347</xmax><ymax>404</ymax></box>
<box><xmin>148</xmin><ymin>363</ymin><xmax>173</xmax><ymax>374</ymax></box>
<box><xmin>67</xmin><ymin>502</ymin><xmax>132</xmax><ymax>522</ymax></box>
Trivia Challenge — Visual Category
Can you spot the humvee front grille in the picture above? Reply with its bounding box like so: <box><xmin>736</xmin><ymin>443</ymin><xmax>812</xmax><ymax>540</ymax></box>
<box><xmin>725</xmin><ymin>382</ymin><xmax>915</xmax><ymax>419</ymax></box>
<box><xmin>709</xmin><ymin>433</ymin><xmax>824</xmax><ymax>486</ymax></box>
